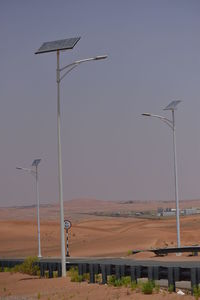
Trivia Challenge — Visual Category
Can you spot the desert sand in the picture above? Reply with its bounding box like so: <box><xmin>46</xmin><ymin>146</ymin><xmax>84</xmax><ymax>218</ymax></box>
<box><xmin>0</xmin><ymin>272</ymin><xmax>196</xmax><ymax>300</ymax></box>
<box><xmin>1</xmin><ymin>198</ymin><xmax>200</xmax><ymax>299</ymax></box>
<box><xmin>1</xmin><ymin>199</ymin><xmax>200</xmax><ymax>258</ymax></box>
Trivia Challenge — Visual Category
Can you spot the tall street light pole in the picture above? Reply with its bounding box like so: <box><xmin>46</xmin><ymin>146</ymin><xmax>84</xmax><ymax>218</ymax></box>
<box><xmin>35</xmin><ymin>37</ymin><xmax>107</xmax><ymax>277</ymax></box>
<box><xmin>56</xmin><ymin>54</ymin><xmax>107</xmax><ymax>277</ymax></box>
<box><xmin>142</xmin><ymin>100</ymin><xmax>181</xmax><ymax>248</ymax></box>
<box><xmin>16</xmin><ymin>159</ymin><xmax>42</xmax><ymax>257</ymax></box>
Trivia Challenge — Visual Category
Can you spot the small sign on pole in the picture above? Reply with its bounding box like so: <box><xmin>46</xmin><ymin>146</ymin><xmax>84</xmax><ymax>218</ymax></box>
<box><xmin>64</xmin><ymin>220</ymin><xmax>71</xmax><ymax>257</ymax></box>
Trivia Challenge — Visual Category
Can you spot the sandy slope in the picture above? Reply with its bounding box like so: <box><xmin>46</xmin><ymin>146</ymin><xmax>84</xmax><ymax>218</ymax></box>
<box><xmin>1</xmin><ymin>215</ymin><xmax>200</xmax><ymax>258</ymax></box>
<box><xmin>1</xmin><ymin>199</ymin><xmax>200</xmax><ymax>299</ymax></box>
<box><xmin>0</xmin><ymin>273</ymin><xmax>195</xmax><ymax>300</ymax></box>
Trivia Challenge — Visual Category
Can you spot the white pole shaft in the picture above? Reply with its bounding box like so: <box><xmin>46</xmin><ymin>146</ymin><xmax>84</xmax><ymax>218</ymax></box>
<box><xmin>172</xmin><ymin>110</ymin><xmax>181</xmax><ymax>248</ymax></box>
<box><xmin>36</xmin><ymin>165</ymin><xmax>42</xmax><ymax>258</ymax></box>
<box><xmin>57</xmin><ymin>50</ymin><xmax>66</xmax><ymax>277</ymax></box>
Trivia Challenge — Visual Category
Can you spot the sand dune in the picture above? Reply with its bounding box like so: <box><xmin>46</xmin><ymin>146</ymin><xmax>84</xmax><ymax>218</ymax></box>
<box><xmin>1</xmin><ymin>199</ymin><xmax>200</xmax><ymax>258</ymax></box>
<box><xmin>1</xmin><ymin>199</ymin><xmax>200</xmax><ymax>299</ymax></box>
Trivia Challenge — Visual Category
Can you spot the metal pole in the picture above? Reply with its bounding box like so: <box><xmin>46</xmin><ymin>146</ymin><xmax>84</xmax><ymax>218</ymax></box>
<box><xmin>35</xmin><ymin>165</ymin><xmax>42</xmax><ymax>258</ymax></box>
<box><xmin>172</xmin><ymin>110</ymin><xmax>181</xmax><ymax>248</ymax></box>
<box><xmin>57</xmin><ymin>50</ymin><xmax>66</xmax><ymax>277</ymax></box>
<box><xmin>66</xmin><ymin>229</ymin><xmax>70</xmax><ymax>257</ymax></box>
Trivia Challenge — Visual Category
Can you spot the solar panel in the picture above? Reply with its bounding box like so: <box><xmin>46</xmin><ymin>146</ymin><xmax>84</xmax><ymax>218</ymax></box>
<box><xmin>35</xmin><ymin>37</ymin><xmax>81</xmax><ymax>54</ymax></box>
<box><xmin>32</xmin><ymin>159</ymin><xmax>41</xmax><ymax>167</ymax></box>
<box><xmin>163</xmin><ymin>100</ymin><xmax>181</xmax><ymax>111</ymax></box>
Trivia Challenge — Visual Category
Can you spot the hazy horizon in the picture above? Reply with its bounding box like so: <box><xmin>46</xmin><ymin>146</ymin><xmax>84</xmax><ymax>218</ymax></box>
<box><xmin>1</xmin><ymin>1</ymin><xmax>200</xmax><ymax>206</ymax></box>
<box><xmin>2</xmin><ymin>197</ymin><xmax>200</xmax><ymax>209</ymax></box>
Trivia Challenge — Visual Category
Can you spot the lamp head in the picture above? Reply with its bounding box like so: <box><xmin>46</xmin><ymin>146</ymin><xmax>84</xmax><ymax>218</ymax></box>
<box><xmin>94</xmin><ymin>55</ymin><xmax>108</xmax><ymax>60</ymax></box>
<box><xmin>141</xmin><ymin>113</ymin><xmax>151</xmax><ymax>117</ymax></box>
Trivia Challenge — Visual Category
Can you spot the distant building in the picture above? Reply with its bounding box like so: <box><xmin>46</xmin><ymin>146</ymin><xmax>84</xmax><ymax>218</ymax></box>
<box><xmin>162</xmin><ymin>211</ymin><xmax>176</xmax><ymax>217</ymax></box>
<box><xmin>182</xmin><ymin>208</ymin><xmax>199</xmax><ymax>215</ymax></box>
<box><xmin>157</xmin><ymin>207</ymin><xmax>200</xmax><ymax>217</ymax></box>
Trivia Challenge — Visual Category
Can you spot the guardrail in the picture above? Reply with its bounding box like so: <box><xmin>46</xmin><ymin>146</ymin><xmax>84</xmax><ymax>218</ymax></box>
<box><xmin>132</xmin><ymin>246</ymin><xmax>200</xmax><ymax>256</ymax></box>
<box><xmin>0</xmin><ymin>258</ymin><xmax>200</xmax><ymax>293</ymax></box>
<box><xmin>78</xmin><ymin>263</ymin><xmax>199</xmax><ymax>293</ymax></box>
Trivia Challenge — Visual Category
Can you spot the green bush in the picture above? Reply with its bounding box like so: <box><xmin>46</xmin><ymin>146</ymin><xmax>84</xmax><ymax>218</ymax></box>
<box><xmin>108</xmin><ymin>275</ymin><xmax>132</xmax><ymax>288</ymax></box>
<box><xmin>108</xmin><ymin>275</ymin><xmax>116</xmax><ymax>286</ymax></box>
<box><xmin>130</xmin><ymin>280</ymin><xmax>138</xmax><ymax>291</ymax></box>
<box><xmin>127</xmin><ymin>250</ymin><xmax>133</xmax><ymax>256</ymax></box>
<box><xmin>193</xmin><ymin>286</ymin><xmax>200</xmax><ymax>300</ymax></box>
<box><xmin>68</xmin><ymin>267</ymin><xmax>83</xmax><ymax>282</ymax></box>
<box><xmin>114</xmin><ymin>279</ymin><xmax>123</xmax><ymax>287</ymax></box>
<box><xmin>141</xmin><ymin>280</ymin><xmax>155</xmax><ymax>294</ymax></box>
<box><xmin>53</xmin><ymin>270</ymin><xmax>58</xmax><ymax>278</ymax></box>
<box><xmin>44</xmin><ymin>270</ymin><xmax>49</xmax><ymax>278</ymax></box>
<box><xmin>95</xmin><ymin>274</ymin><xmax>102</xmax><ymax>283</ymax></box>
<box><xmin>168</xmin><ymin>284</ymin><xmax>174</xmax><ymax>293</ymax></box>
<box><xmin>13</xmin><ymin>256</ymin><xmax>39</xmax><ymax>276</ymax></box>
<box><xmin>83</xmin><ymin>273</ymin><xmax>90</xmax><ymax>282</ymax></box>
<box><xmin>3</xmin><ymin>267</ymin><xmax>11</xmax><ymax>272</ymax></box>
<box><xmin>121</xmin><ymin>276</ymin><xmax>131</xmax><ymax>287</ymax></box>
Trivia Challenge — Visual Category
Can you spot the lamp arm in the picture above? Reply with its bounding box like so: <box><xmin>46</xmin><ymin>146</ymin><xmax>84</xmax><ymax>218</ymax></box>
<box><xmin>59</xmin><ymin>58</ymin><xmax>94</xmax><ymax>72</ymax></box>
<box><xmin>59</xmin><ymin>64</ymin><xmax>78</xmax><ymax>82</ymax></box>
<box><xmin>149</xmin><ymin>114</ymin><xmax>174</xmax><ymax>130</ymax></box>
<box><xmin>60</xmin><ymin>62</ymin><xmax>78</xmax><ymax>72</ymax></box>
<box><xmin>16</xmin><ymin>167</ymin><xmax>36</xmax><ymax>176</ymax></box>
<box><xmin>160</xmin><ymin>118</ymin><xmax>174</xmax><ymax>130</ymax></box>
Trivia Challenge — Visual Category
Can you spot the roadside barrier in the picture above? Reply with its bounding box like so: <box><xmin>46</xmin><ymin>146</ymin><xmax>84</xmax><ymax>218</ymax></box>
<box><xmin>133</xmin><ymin>246</ymin><xmax>200</xmax><ymax>256</ymax></box>
<box><xmin>1</xmin><ymin>258</ymin><xmax>200</xmax><ymax>293</ymax></box>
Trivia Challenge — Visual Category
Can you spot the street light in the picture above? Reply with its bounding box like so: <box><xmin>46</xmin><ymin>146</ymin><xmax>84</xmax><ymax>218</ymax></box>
<box><xmin>142</xmin><ymin>100</ymin><xmax>181</xmax><ymax>248</ymax></box>
<box><xmin>16</xmin><ymin>159</ymin><xmax>42</xmax><ymax>257</ymax></box>
<box><xmin>35</xmin><ymin>37</ymin><xmax>107</xmax><ymax>277</ymax></box>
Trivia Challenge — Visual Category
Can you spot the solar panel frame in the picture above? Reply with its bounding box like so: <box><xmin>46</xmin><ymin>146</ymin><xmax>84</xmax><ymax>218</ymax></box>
<box><xmin>163</xmin><ymin>100</ymin><xmax>181</xmax><ymax>111</ymax></box>
<box><xmin>32</xmin><ymin>159</ymin><xmax>41</xmax><ymax>167</ymax></box>
<box><xmin>35</xmin><ymin>37</ymin><xmax>81</xmax><ymax>54</ymax></box>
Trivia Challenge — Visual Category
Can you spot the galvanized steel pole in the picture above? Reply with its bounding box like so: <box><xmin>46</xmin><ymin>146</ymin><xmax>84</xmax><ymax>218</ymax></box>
<box><xmin>172</xmin><ymin>110</ymin><xmax>181</xmax><ymax>248</ymax></box>
<box><xmin>57</xmin><ymin>50</ymin><xmax>66</xmax><ymax>277</ymax></box>
<box><xmin>35</xmin><ymin>164</ymin><xmax>42</xmax><ymax>258</ymax></box>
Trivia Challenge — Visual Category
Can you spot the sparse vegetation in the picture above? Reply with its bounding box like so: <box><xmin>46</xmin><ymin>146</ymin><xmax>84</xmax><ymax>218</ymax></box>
<box><xmin>168</xmin><ymin>284</ymin><xmax>174</xmax><ymax>293</ymax></box>
<box><xmin>3</xmin><ymin>267</ymin><xmax>11</xmax><ymax>272</ymax></box>
<box><xmin>1</xmin><ymin>257</ymin><xmax>40</xmax><ymax>276</ymax></box>
<box><xmin>108</xmin><ymin>276</ymin><xmax>158</xmax><ymax>295</ymax></box>
<box><xmin>95</xmin><ymin>273</ymin><xmax>102</xmax><ymax>283</ymax></box>
<box><xmin>83</xmin><ymin>273</ymin><xmax>90</xmax><ymax>282</ymax></box>
<box><xmin>127</xmin><ymin>250</ymin><xmax>132</xmax><ymax>256</ymax></box>
<box><xmin>108</xmin><ymin>275</ymin><xmax>120</xmax><ymax>286</ymax></box>
<box><xmin>154</xmin><ymin>282</ymin><xmax>160</xmax><ymax>293</ymax></box>
<box><xmin>193</xmin><ymin>286</ymin><xmax>200</xmax><ymax>300</ymax></box>
<box><xmin>130</xmin><ymin>280</ymin><xmax>138</xmax><ymax>291</ymax></box>
<box><xmin>44</xmin><ymin>270</ymin><xmax>49</xmax><ymax>278</ymax></box>
<box><xmin>121</xmin><ymin>276</ymin><xmax>132</xmax><ymax>287</ymax></box>
<box><xmin>67</xmin><ymin>266</ymin><xmax>92</xmax><ymax>283</ymax></box>
<box><xmin>108</xmin><ymin>275</ymin><xmax>133</xmax><ymax>288</ymax></box>
<box><xmin>107</xmin><ymin>277</ymin><xmax>159</xmax><ymax>295</ymax></box>
<box><xmin>53</xmin><ymin>270</ymin><xmax>58</xmax><ymax>278</ymax></box>
<box><xmin>141</xmin><ymin>280</ymin><xmax>155</xmax><ymax>294</ymax></box>
<box><xmin>68</xmin><ymin>267</ymin><xmax>83</xmax><ymax>282</ymax></box>
<box><xmin>12</xmin><ymin>256</ymin><xmax>40</xmax><ymax>275</ymax></box>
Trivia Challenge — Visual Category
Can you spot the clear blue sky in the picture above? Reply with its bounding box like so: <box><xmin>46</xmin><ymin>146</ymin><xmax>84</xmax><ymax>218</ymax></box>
<box><xmin>1</xmin><ymin>0</ymin><xmax>200</xmax><ymax>206</ymax></box>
